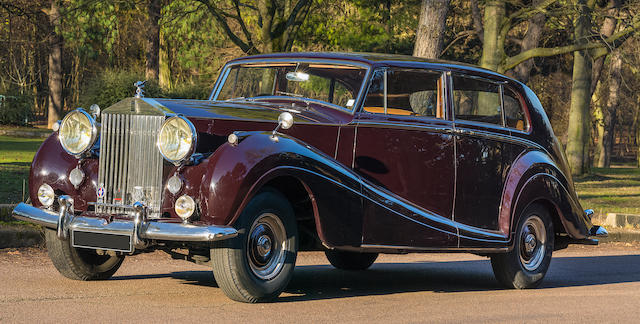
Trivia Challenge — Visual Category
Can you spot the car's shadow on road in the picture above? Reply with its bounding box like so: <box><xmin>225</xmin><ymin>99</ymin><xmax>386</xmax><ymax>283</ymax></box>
<box><xmin>115</xmin><ymin>254</ymin><xmax>640</xmax><ymax>302</ymax></box>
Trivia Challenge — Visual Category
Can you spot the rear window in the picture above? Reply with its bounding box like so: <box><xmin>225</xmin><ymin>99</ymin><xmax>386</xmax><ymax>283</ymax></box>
<box><xmin>452</xmin><ymin>76</ymin><xmax>502</xmax><ymax>126</ymax></box>
<box><xmin>452</xmin><ymin>75</ymin><xmax>529</xmax><ymax>131</ymax></box>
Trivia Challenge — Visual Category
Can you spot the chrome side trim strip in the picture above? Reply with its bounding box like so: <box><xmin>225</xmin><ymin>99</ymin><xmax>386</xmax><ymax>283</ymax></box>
<box><xmin>356</xmin><ymin>120</ymin><xmax>454</xmax><ymax>134</ymax></box>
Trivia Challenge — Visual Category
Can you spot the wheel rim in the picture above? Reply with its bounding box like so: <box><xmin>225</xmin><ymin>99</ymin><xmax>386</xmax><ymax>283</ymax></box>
<box><xmin>247</xmin><ymin>213</ymin><xmax>287</xmax><ymax>280</ymax></box>
<box><xmin>518</xmin><ymin>215</ymin><xmax>546</xmax><ymax>271</ymax></box>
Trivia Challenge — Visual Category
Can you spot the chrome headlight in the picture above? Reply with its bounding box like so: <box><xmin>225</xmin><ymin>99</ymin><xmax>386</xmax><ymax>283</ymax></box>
<box><xmin>157</xmin><ymin>115</ymin><xmax>197</xmax><ymax>164</ymax></box>
<box><xmin>59</xmin><ymin>109</ymin><xmax>97</xmax><ymax>156</ymax></box>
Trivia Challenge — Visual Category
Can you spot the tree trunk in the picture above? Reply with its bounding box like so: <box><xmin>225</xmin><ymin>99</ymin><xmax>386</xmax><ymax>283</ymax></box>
<box><xmin>413</xmin><ymin>0</ymin><xmax>450</xmax><ymax>59</ymax></box>
<box><xmin>510</xmin><ymin>0</ymin><xmax>545</xmax><ymax>83</ymax></box>
<box><xmin>593</xmin><ymin>83</ymin><xmax>605</xmax><ymax>167</ymax></box>
<box><xmin>479</xmin><ymin>0</ymin><xmax>505</xmax><ymax>71</ymax></box>
<box><xmin>598</xmin><ymin>51</ymin><xmax>622</xmax><ymax>167</ymax></box>
<box><xmin>159</xmin><ymin>30</ymin><xmax>171</xmax><ymax>89</ymax></box>
<box><xmin>635</xmin><ymin>105</ymin><xmax>640</xmax><ymax>168</ymax></box>
<box><xmin>47</xmin><ymin>0</ymin><xmax>63</xmax><ymax>129</ymax></box>
<box><xmin>566</xmin><ymin>0</ymin><xmax>593</xmax><ymax>175</ymax></box>
<box><xmin>590</xmin><ymin>0</ymin><xmax>620</xmax><ymax>96</ymax></box>
<box><xmin>145</xmin><ymin>0</ymin><xmax>161</xmax><ymax>82</ymax></box>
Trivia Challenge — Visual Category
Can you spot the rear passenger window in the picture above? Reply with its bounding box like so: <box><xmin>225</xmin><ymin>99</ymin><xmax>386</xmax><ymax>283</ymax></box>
<box><xmin>363</xmin><ymin>69</ymin><xmax>444</xmax><ymax>118</ymax></box>
<box><xmin>503</xmin><ymin>89</ymin><xmax>528</xmax><ymax>131</ymax></box>
<box><xmin>452</xmin><ymin>76</ymin><xmax>502</xmax><ymax>126</ymax></box>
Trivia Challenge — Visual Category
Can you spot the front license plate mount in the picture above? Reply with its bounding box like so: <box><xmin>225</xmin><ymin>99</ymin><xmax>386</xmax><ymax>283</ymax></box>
<box><xmin>71</xmin><ymin>230</ymin><xmax>133</xmax><ymax>253</ymax></box>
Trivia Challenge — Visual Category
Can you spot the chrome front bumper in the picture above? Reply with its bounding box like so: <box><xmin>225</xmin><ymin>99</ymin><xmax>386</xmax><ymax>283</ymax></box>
<box><xmin>12</xmin><ymin>196</ymin><xmax>238</xmax><ymax>252</ymax></box>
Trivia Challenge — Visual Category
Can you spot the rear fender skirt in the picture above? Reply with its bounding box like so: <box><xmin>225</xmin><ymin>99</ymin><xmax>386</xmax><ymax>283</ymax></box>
<box><xmin>504</xmin><ymin>151</ymin><xmax>591</xmax><ymax>240</ymax></box>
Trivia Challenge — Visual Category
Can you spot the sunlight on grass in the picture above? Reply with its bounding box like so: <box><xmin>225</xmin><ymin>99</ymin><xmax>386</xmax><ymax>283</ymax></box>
<box><xmin>575</xmin><ymin>167</ymin><xmax>640</xmax><ymax>218</ymax></box>
<box><xmin>0</xmin><ymin>135</ymin><xmax>46</xmax><ymax>204</ymax></box>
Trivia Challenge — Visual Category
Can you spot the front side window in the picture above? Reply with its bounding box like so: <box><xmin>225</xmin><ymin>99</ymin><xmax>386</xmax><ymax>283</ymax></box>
<box><xmin>215</xmin><ymin>62</ymin><xmax>368</xmax><ymax>110</ymax></box>
<box><xmin>363</xmin><ymin>68</ymin><xmax>444</xmax><ymax>118</ymax></box>
<box><xmin>452</xmin><ymin>75</ymin><xmax>503</xmax><ymax>126</ymax></box>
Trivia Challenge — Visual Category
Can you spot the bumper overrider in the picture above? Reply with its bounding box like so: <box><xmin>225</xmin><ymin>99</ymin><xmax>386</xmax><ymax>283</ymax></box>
<box><xmin>12</xmin><ymin>195</ymin><xmax>238</xmax><ymax>253</ymax></box>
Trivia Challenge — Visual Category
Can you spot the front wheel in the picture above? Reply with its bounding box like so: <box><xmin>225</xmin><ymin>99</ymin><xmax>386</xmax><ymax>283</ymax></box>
<box><xmin>490</xmin><ymin>203</ymin><xmax>554</xmax><ymax>289</ymax></box>
<box><xmin>211</xmin><ymin>188</ymin><xmax>298</xmax><ymax>303</ymax></box>
<box><xmin>45</xmin><ymin>229</ymin><xmax>124</xmax><ymax>280</ymax></box>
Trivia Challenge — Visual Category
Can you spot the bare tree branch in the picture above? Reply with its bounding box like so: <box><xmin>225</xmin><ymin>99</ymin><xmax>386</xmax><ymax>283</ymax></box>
<box><xmin>502</xmin><ymin>16</ymin><xmax>640</xmax><ymax>71</ymax></box>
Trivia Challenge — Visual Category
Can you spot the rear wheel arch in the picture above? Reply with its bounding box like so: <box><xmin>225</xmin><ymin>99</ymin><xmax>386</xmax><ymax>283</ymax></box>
<box><xmin>510</xmin><ymin>174</ymin><xmax>571</xmax><ymax>242</ymax></box>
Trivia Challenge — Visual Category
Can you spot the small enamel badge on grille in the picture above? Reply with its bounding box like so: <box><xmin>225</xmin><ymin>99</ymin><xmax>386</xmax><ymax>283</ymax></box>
<box><xmin>97</xmin><ymin>185</ymin><xmax>105</xmax><ymax>201</ymax></box>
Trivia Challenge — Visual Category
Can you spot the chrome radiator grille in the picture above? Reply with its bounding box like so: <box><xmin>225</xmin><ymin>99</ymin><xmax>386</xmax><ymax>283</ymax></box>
<box><xmin>96</xmin><ymin>113</ymin><xmax>164</xmax><ymax>218</ymax></box>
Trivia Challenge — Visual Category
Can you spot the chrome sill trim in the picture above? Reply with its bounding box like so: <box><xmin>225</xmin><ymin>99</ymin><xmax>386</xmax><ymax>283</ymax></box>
<box><xmin>11</xmin><ymin>203</ymin><xmax>238</xmax><ymax>243</ymax></box>
<box><xmin>360</xmin><ymin>244</ymin><xmax>509</xmax><ymax>253</ymax></box>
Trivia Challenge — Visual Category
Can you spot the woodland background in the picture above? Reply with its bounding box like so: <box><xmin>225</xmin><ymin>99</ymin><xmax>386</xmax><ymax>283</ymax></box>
<box><xmin>0</xmin><ymin>0</ymin><xmax>639</xmax><ymax>175</ymax></box>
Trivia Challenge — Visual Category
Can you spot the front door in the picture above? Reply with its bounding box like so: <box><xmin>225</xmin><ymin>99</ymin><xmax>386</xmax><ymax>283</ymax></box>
<box><xmin>355</xmin><ymin>68</ymin><xmax>458</xmax><ymax>248</ymax></box>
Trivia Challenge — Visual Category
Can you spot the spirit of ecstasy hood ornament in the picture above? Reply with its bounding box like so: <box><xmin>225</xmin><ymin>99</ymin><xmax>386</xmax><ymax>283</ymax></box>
<box><xmin>134</xmin><ymin>80</ymin><xmax>146</xmax><ymax>98</ymax></box>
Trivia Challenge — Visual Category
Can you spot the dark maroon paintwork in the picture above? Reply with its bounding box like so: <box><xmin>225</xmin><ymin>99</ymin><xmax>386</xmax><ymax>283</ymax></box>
<box><xmin>29</xmin><ymin>52</ymin><xmax>594</xmax><ymax>253</ymax></box>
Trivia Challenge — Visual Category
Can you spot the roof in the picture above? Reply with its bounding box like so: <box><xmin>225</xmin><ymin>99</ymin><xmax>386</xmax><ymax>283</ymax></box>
<box><xmin>227</xmin><ymin>52</ymin><xmax>508</xmax><ymax>80</ymax></box>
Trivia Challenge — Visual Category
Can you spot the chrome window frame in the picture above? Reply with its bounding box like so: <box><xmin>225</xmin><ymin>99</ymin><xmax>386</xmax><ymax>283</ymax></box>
<box><xmin>358</xmin><ymin>67</ymin><xmax>449</xmax><ymax>121</ymax></box>
<box><xmin>209</xmin><ymin>58</ymin><xmax>372</xmax><ymax>115</ymax></box>
<box><xmin>449</xmin><ymin>73</ymin><xmax>509</xmax><ymax>129</ymax></box>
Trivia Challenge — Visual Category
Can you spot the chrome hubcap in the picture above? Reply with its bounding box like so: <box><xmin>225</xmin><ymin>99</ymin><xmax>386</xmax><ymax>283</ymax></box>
<box><xmin>524</xmin><ymin>233</ymin><xmax>536</xmax><ymax>254</ymax></box>
<box><xmin>519</xmin><ymin>215</ymin><xmax>546</xmax><ymax>271</ymax></box>
<box><xmin>256</xmin><ymin>235</ymin><xmax>272</xmax><ymax>258</ymax></box>
<box><xmin>247</xmin><ymin>213</ymin><xmax>287</xmax><ymax>280</ymax></box>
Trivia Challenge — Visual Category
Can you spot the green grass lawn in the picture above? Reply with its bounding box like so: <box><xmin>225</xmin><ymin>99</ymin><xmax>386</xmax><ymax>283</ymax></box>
<box><xmin>575</xmin><ymin>166</ymin><xmax>640</xmax><ymax>218</ymax></box>
<box><xmin>0</xmin><ymin>135</ymin><xmax>45</xmax><ymax>204</ymax></box>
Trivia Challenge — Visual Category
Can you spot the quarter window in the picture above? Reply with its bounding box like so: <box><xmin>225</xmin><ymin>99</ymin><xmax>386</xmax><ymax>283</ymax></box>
<box><xmin>503</xmin><ymin>88</ymin><xmax>528</xmax><ymax>131</ymax></box>
<box><xmin>452</xmin><ymin>76</ymin><xmax>502</xmax><ymax>126</ymax></box>
<box><xmin>363</xmin><ymin>69</ymin><xmax>445</xmax><ymax>118</ymax></box>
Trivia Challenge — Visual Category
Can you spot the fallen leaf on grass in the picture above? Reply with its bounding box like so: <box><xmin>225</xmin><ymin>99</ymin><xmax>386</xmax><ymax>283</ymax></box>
<box><xmin>7</xmin><ymin>251</ymin><xmax>21</xmax><ymax>255</ymax></box>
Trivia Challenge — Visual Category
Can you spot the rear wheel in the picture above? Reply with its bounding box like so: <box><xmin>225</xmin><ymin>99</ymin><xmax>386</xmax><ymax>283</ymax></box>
<box><xmin>45</xmin><ymin>229</ymin><xmax>124</xmax><ymax>280</ymax></box>
<box><xmin>490</xmin><ymin>203</ymin><xmax>554</xmax><ymax>289</ymax></box>
<box><xmin>211</xmin><ymin>188</ymin><xmax>298</xmax><ymax>303</ymax></box>
<box><xmin>325</xmin><ymin>250</ymin><xmax>378</xmax><ymax>270</ymax></box>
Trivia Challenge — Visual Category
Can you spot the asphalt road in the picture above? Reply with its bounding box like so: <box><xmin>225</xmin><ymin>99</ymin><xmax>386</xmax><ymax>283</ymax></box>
<box><xmin>2</xmin><ymin>243</ymin><xmax>639</xmax><ymax>323</ymax></box>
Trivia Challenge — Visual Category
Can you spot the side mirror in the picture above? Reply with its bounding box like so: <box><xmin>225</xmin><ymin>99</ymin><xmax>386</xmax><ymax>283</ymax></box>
<box><xmin>278</xmin><ymin>112</ymin><xmax>294</xmax><ymax>130</ymax></box>
<box><xmin>271</xmin><ymin>112</ymin><xmax>294</xmax><ymax>142</ymax></box>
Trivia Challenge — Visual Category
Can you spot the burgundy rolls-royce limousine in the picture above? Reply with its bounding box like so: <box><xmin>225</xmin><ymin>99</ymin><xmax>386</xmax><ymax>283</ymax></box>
<box><xmin>13</xmin><ymin>52</ymin><xmax>607</xmax><ymax>302</ymax></box>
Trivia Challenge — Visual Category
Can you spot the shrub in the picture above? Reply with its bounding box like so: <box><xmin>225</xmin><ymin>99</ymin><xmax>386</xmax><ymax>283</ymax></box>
<box><xmin>80</xmin><ymin>70</ymin><xmax>212</xmax><ymax>109</ymax></box>
<box><xmin>0</xmin><ymin>92</ymin><xmax>33</xmax><ymax>126</ymax></box>
<box><xmin>163</xmin><ymin>83</ymin><xmax>212</xmax><ymax>100</ymax></box>
<box><xmin>80</xmin><ymin>69</ymin><xmax>162</xmax><ymax>109</ymax></box>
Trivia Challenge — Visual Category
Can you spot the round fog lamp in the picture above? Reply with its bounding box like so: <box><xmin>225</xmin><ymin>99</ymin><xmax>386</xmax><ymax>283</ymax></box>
<box><xmin>175</xmin><ymin>195</ymin><xmax>195</xmax><ymax>221</ymax></box>
<box><xmin>37</xmin><ymin>184</ymin><xmax>55</xmax><ymax>207</ymax></box>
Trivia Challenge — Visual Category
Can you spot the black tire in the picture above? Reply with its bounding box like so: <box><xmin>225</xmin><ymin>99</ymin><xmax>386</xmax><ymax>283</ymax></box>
<box><xmin>211</xmin><ymin>188</ymin><xmax>298</xmax><ymax>303</ymax></box>
<box><xmin>325</xmin><ymin>250</ymin><xmax>378</xmax><ymax>270</ymax></box>
<box><xmin>45</xmin><ymin>229</ymin><xmax>124</xmax><ymax>280</ymax></box>
<box><xmin>490</xmin><ymin>203</ymin><xmax>554</xmax><ymax>289</ymax></box>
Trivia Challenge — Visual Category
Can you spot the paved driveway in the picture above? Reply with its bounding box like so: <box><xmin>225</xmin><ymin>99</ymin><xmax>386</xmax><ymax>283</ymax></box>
<box><xmin>1</xmin><ymin>243</ymin><xmax>639</xmax><ymax>323</ymax></box>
